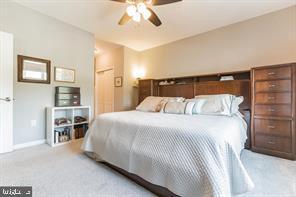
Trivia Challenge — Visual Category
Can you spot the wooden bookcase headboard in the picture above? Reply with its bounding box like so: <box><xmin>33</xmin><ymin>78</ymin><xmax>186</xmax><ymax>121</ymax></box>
<box><xmin>138</xmin><ymin>70</ymin><xmax>251</xmax><ymax>110</ymax></box>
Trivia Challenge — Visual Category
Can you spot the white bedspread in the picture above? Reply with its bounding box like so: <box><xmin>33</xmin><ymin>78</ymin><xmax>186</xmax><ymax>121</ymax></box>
<box><xmin>81</xmin><ymin>111</ymin><xmax>254</xmax><ymax>197</ymax></box>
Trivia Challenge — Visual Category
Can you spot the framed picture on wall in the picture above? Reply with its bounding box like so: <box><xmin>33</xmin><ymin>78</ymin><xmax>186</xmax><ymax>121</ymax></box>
<box><xmin>54</xmin><ymin>67</ymin><xmax>75</xmax><ymax>83</ymax></box>
<box><xmin>18</xmin><ymin>55</ymin><xmax>51</xmax><ymax>84</ymax></box>
<box><xmin>114</xmin><ymin>76</ymin><xmax>122</xmax><ymax>87</ymax></box>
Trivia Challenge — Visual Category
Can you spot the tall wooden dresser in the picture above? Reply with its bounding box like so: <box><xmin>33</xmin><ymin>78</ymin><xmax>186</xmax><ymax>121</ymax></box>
<box><xmin>251</xmin><ymin>63</ymin><xmax>296</xmax><ymax>160</ymax></box>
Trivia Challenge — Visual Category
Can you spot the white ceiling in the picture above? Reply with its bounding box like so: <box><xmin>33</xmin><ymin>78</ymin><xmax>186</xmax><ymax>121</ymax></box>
<box><xmin>15</xmin><ymin>0</ymin><xmax>296</xmax><ymax>51</ymax></box>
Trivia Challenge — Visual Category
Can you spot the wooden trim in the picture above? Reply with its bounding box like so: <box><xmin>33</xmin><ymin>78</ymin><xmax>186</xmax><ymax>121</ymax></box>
<box><xmin>17</xmin><ymin>55</ymin><xmax>51</xmax><ymax>84</ymax></box>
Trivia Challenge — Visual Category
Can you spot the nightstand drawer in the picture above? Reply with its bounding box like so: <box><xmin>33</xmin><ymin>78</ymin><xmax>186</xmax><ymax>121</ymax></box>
<box><xmin>254</xmin><ymin>119</ymin><xmax>291</xmax><ymax>137</ymax></box>
<box><xmin>254</xmin><ymin>66</ymin><xmax>291</xmax><ymax>81</ymax></box>
<box><xmin>255</xmin><ymin>80</ymin><xmax>291</xmax><ymax>93</ymax></box>
<box><xmin>254</xmin><ymin>104</ymin><xmax>292</xmax><ymax>117</ymax></box>
<box><xmin>255</xmin><ymin>93</ymin><xmax>291</xmax><ymax>104</ymax></box>
<box><xmin>255</xmin><ymin>134</ymin><xmax>292</xmax><ymax>153</ymax></box>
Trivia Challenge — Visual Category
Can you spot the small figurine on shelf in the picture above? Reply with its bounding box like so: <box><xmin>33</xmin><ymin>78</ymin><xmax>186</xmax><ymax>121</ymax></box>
<box><xmin>74</xmin><ymin>116</ymin><xmax>87</xmax><ymax>123</ymax></box>
<box><xmin>55</xmin><ymin>118</ymin><xmax>71</xmax><ymax>126</ymax></box>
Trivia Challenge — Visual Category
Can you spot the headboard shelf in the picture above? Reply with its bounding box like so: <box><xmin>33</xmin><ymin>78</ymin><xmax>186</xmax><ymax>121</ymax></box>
<box><xmin>154</xmin><ymin>70</ymin><xmax>250</xmax><ymax>83</ymax></box>
<box><xmin>138</xmin><ymin>70</ymin><xmax>251</xmax><ymax>110</ymax></box>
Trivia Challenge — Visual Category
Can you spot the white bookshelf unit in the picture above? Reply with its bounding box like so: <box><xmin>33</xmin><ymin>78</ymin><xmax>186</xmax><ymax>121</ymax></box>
<box><xmin>46</xmin><ymin>106</ymin><xmax>91</xmax><ymax>147</ymax></box>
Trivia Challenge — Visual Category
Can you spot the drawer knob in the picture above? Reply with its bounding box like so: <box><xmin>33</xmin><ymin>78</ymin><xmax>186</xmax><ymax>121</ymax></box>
<box><xmin>269</xmin><ymin>84</ymin><xmax>276</xmax><ymax>88</ymax></box>
<box><xmin>268</xmin><ymin>125</ymin><xmax>276</xmax><ymax>129</ymax></box>
<box><xmin>268</xmin><ymin>108</ymin><xmax>276</xmax><ymax>112</ymax></box>
<box><xmin>268</xmin><ymin>97</ymin><xmax>275</xmax><ymax>100</ymax></box>
<box><xmin>268</xmin><ymin>72</ymin><xmax>276</xmax><ymax>75</ymax></box>
<box><xmin>267</xmin><ymin>141</ymin><xmax>276</xmax><ymax>145</ymax></box>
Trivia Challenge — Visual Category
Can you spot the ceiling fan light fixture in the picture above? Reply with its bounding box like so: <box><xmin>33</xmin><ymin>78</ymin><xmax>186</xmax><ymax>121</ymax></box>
<box><xmin>145</xmin><ymin>0</ymin><xmax>152</xmax><ymax>4</ymax></box>
<box><xmin>126</xmin><ymin>5</ymin><xmax>137</xmax><ymax>16</ymax></box>
<box><xmin>132</xmin><ymin>11</ymin><xmax>141</xmax><ymax>22</ymax></box>
<box><xmin>137</xmin><ymin>2</ymin><xmax>147</xmax><ymax>14</ymax></box>
<box><xmin>142</xmin><ymin>9</ymin><xmax>151</xmax><ymax>20</ymax></box>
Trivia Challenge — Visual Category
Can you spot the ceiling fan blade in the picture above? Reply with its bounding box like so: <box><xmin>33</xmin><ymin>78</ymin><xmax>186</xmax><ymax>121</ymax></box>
<box><xmin>118</xmin><ymin>12</ymin><xmax>131</xmax><ymax>25</ymax></box>
<box><xmin>147</xmin><ymin>8</ymin><xmax>162</xmax><ymax>27</ymax></box>
<box><xmin>110</xmin><ymin>0</ymin><xmax>126</xmax><ymax>3</ymax></box>
<box><xmin>151</xmin><ymin>0</ymin><xmax>182</xmax><ymax>6</ymax></box>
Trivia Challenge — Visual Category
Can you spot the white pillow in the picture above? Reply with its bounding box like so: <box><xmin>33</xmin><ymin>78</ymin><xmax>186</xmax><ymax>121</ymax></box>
<box><xmin>186</xmin><ymin>99</ymin><xmax>206</xmax><ymax>114</ymax></box>
<box><xmin>193</xmin><ymin>94</ymin><xmax>244</xmax><ymax>116</ymax></box>
<box><xmin>136</xmin><ymin>96</ymin><xmax>164</xmax><ymax>112</ymax></box>
<box><xmin>232</xmin><ymin>96</ymin><xmax>244</xmax><ymax>114</ymax></box>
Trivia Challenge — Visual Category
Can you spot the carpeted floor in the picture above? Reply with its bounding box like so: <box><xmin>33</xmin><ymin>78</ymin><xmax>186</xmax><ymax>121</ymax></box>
<box><xmin>0</xmin><ymin>140</ymin><xmax>295</xmax><ymax>197</ymax></box>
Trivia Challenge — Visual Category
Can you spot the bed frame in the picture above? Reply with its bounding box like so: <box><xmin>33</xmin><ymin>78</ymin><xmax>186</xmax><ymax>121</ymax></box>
<box><xmin>102</xmin><ymin>70</ymin><xmax>252</xmax><ymax>197</ymax></box>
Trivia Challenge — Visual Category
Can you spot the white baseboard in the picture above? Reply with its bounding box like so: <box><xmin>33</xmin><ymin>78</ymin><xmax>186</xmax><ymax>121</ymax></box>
<box><xmin>14</xmin><ymin>139</ymin><xmax>46</xmax><ymax>150</ymax></box>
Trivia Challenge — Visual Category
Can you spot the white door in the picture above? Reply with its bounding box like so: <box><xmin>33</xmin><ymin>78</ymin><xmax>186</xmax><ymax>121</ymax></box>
<box><xmin>0</xmin><ymin>31</ymin><xmax>14</xmax><ymax>153</ymax></box>
<box><xmin>95</xmin><ymin>69</ymin><xmax>114</xmax><ymax>115</ymax></box>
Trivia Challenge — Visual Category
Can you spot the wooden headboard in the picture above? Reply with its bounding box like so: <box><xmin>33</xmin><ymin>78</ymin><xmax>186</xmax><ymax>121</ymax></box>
<box><xmin>194</xmin><ymin>80</ymin><xmax>251</xmax><ymax>109</ymax></box>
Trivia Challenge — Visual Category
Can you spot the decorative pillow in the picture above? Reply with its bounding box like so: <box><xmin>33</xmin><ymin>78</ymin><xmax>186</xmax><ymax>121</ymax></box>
<box><xmin>163</xmin><ymin>101</ymin><xmax>194</xmax><ymax>115</ymax></box>
<box><xmin>163</xmin><ymin>102</ymin><xmax>186</xmax><ymax>114</ymax></box>
<box><xmin>136</xmin><ymin>96</ymin><xmax>164</xmax><ymax>112</ymax></box>
<box><xmin>162</xmin><ymin>97</ymin><xmax>185</xmax><ymax>102</ymax></box>
<box><xmin>159</xmin><ymin>97</ymin><xmax>185</xmax><ymax>112</ymax></box>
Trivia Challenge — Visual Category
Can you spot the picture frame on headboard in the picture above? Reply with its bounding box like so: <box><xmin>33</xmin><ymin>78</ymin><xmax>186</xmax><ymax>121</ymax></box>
<box><xmin>54</xmin><ymin>67</ymin><xmax>75</xmax><ymax>83</ymax></box>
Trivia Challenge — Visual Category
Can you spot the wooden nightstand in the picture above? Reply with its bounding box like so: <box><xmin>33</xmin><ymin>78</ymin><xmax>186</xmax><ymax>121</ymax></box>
<box><xmin>251</xmin><ymin>63</ymin><xmax>296</xmax><ymax>160</ymax></box>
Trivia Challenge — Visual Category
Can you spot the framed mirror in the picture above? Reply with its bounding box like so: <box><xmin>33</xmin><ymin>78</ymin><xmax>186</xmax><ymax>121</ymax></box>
<box><xmin>18</xmin><ymin>55</ymin><xmax>51</xmax><ymax>84</ymax></box>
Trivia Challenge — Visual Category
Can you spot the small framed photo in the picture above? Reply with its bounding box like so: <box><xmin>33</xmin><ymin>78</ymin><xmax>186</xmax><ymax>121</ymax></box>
<box><xmin>114</xmin><ymin>76</ymin><xmax>122</xmax><ymax>87</ymax></box>
<box><xmin>54</xmin><ymin>67</ymin><xmax>75</xmax><ymax>83</ymax></box>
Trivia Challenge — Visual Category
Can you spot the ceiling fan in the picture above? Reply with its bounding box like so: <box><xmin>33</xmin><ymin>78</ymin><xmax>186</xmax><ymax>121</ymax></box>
<box><xmin>111</xmin><ymin>0</ymin><xmax>182</xmax><ymax>27</ymax></box>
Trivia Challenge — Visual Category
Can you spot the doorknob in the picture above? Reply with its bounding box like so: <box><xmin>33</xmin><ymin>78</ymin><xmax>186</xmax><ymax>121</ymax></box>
<box><xmin>0</xmin><ymin>97</ymin><xmax>13</xmax><ymax>102</ymax></box>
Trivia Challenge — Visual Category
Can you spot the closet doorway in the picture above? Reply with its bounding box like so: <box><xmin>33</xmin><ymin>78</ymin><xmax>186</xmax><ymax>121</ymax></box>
<box><xmin>95</xmin><ymin>69</ymin><xmax>114</xmax><ymax>116</ymax></box>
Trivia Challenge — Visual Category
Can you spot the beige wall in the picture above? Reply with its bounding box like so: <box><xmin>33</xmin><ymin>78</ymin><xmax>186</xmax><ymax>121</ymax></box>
<box><xmin>123</xmin><ymin>47</ymin><xmax>140</xmax><ymax>110</ymax></box>
<box><xmin>139</xmin><ymin>6</ymin><xmax>296</xmax><ymax>79</ymax></box>
<box><xmin>0</xmin><ymin>0</ymin><xmax>95</xmax><ymax>145</ymax></box>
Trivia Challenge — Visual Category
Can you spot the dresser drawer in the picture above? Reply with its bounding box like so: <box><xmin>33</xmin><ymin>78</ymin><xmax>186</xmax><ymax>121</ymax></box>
<box><xmin>55</xmin><ymin>99</ymin><xmax>80</xmax><ymax>107</ymax></box>
<box><xmin>255</xmin><ymin>80</ymin><xmax>291</xmax><ymax>93</ymax></box>
<box><xmin>55</xmin><ymin>93</ymin><xmax>80</xmax><ymax>100</ymax></box>
<box><xmin>255</xmin><ymin>93</ymin><xmax>291</xmax><ymax>104</ymax></box>
<box><xmin>254</xmin><ymin>104</ymin><xmax>292</xmax><ymax>117</ymax></box>
<box><xmin>254</xmin><ymin>119</ymin><xmax>291</xmax><ymax>137</ymax></box>
<box><xmin>255</xmin><ymin>134</ymin><xmax>292</xmax><ymax>153</ymax></box>
<box><xmin>254</xmin><ymin>66</ymin><xmax>291</xmax><ymax>81</ymax></box>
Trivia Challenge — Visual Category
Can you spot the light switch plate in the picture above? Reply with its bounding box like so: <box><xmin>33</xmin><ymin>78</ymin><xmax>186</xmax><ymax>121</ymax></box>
<box><xmin>31</xmin><ymin>120</ymin><xmax>37</xmax><ymax>127</ymax></box>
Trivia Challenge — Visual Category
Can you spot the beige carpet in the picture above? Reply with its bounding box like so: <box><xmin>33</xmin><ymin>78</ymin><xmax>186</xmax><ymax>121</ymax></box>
<box><xmin>0</xmin><ymin>140</ymin><xmax>295</xmax><ymax>197</ymax></box>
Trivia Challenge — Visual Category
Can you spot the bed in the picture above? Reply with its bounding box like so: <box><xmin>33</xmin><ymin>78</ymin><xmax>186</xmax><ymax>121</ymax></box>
<box><xmin>82</xmin><ymin>79</ymin><xmax>254</xmax><ymax>197</ymax></box>
<box><xmin>82</xmin><ymin>110</ymin><xmax>254</xmax><ymax>197</ymax></box>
